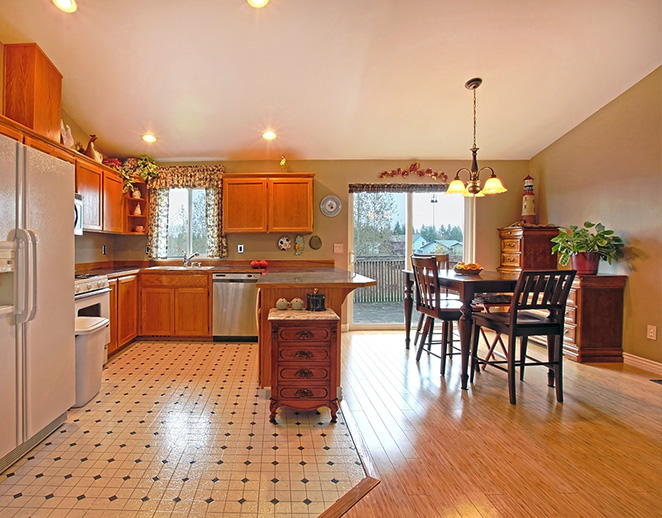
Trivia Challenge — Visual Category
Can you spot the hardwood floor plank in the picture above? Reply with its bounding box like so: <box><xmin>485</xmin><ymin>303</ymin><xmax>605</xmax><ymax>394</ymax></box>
<box><xmin>339</xmin><ymin>330</ymin><xmax>662</xmax><ymax>518</ymax></box>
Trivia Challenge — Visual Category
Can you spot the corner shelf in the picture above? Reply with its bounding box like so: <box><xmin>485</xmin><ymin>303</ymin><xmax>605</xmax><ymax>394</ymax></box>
<box><xmin>125</xmin><ymin>180</ymin><xmax>148</xmax><ymax>235</ymax></box>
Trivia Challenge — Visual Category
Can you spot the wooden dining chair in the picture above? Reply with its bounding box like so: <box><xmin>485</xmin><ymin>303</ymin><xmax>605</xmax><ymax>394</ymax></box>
<box><xmin>470</xmin><ymin>269</ymin><xmax>576</xmax><ymax>404</ymax></box>
<box><xmin>411</xmin><ymin>255</ymin><xmax>463</xmax><ymax>375</ymax></box>
<box><xmin>412</xmin><ymin>254</ymin><xmax>457</xmax><ymax>349</ymax></box>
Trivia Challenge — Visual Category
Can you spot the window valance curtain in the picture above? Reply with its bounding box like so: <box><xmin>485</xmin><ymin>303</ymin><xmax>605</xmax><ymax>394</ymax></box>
<box><xmin>348</xmin><ymin>183</ymin><xmax>449</xmax><ymax>193</ymax></box>
<box><xmin>148</xmin><ymin>164</ymin><xmax>228</xmax><ymax>259</ymax></box>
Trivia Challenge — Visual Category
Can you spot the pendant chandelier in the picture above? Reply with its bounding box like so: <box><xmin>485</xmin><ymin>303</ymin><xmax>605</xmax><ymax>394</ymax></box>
<box><xmin>447</xmin><ymin>78</ymin><xmax>507</xmax><ymax>197</ymax></box>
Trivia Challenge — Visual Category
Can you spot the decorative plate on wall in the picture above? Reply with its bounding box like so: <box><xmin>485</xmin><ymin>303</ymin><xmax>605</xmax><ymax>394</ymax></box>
<box><xmin>277</xmin><ymin>236</ymin><xmax>291</xmax><ymax>250</ymax></box>
<box><xmin>309</xmin><ymin>235</ymin><xmax>322</xmax><ymax>250</ymax></box>
<box><xmin>320</xmin><ymin>195</ymin><xmax>341</xmax><ymax>217</ymax></box>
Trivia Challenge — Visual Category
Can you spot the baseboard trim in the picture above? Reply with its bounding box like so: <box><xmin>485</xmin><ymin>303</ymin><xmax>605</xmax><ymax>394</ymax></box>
<box><xmin>623</xmin><ymin>352</ymin><xmax>662</xmax><ymax>375</ymax></box>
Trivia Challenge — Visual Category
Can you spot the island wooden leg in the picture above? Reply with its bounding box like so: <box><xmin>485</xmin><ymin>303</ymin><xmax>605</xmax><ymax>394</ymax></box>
<box><xmin>329</xmin><ymin>399</ymin><xmax>339</xmax><ymax>423</ymax></box>
<box><xmin>458</xmin><ymin>300</ymin><xmax>474</xmax><ymax>390</ymax></box>
<box><xmin>269</xmin><ymin>399</ymin><xmax>278</xmax><ymax>423</ymax></box>
<box><xmin>404</xmin><ymin>273</ymin><xmax>413</xmax><ymax>349</ymax></box>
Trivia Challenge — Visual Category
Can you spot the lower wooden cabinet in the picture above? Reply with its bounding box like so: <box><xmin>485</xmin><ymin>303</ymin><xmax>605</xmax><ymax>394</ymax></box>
<box><xmin>268</xmin><ymin>309</ymin><xmax>340</xmax><ymax>424</ymax></box>
<box><xmin>140</xmin><ymin>272</ymin><xmax>210</xmax><ymax>337</ymax></box>
<box><xmin>107</xmin><ymin>274</ymin><xmax>138</xmax><ymax>357</ymax></box>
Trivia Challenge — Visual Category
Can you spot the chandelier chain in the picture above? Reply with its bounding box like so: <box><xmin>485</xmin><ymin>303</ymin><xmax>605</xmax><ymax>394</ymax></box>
<box><xmin>473</xmin><ymin>88</ymin><xmax>477</xmax><ymax>148</ymax></box>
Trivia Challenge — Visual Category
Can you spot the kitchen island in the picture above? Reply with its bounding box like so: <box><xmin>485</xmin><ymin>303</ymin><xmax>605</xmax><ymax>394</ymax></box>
<box><xmin>257</xmin><ymin>268</ymin><xmax>375</xmax><ymax>387</ymax></box>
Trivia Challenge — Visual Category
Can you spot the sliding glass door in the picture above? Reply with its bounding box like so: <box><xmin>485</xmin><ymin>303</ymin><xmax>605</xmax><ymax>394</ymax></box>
<box><xmin>349</xmin><ymin>190</ymin><xmax>464</xmax><ymax>328</ymax></box>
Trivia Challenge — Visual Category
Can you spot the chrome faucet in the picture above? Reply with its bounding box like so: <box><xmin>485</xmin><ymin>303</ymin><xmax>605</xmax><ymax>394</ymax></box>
<box><xmin>182</xmin><ymin>251</ymin><xmax>199</xmax><ymax>267</ymax></box>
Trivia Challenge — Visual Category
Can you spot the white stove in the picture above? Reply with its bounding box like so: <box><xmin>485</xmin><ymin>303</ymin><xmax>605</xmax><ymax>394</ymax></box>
<box><xmin>75</xmin><ymin>274</ymin><xmax>110</xmax><ymax>296</ymax></box>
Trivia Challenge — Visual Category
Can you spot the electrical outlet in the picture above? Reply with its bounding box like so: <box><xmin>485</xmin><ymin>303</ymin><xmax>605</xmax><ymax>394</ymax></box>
<box><xmin>237</xmin><ymin>244</ymin><xmax>244</xmax><ymax>254</ymax></box>
<box><xmin>102</xmin><ymin>244</ymin><xmax>106</xmax><ymax>255</ymax></box>
<box><xmin>333</xmin><ymin>243</ymin><xmax>344</xmax><ymax>254</ymax></box>
<box><xmin>145</xmin><ymin>245</ymin><xmax>150</xmax><ymax>255</ymax></box>
<box><xmin>647</xmin><ymin>325</ymin><xmax>657</xmax><ymax>341</ymax></box>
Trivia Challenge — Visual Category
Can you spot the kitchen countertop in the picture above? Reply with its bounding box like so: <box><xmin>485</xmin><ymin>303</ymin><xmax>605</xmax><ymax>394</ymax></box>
<box><xmin>256</xmin><ymin>268</ymin><xmax>375</xmax><ymax>288</ymax></box>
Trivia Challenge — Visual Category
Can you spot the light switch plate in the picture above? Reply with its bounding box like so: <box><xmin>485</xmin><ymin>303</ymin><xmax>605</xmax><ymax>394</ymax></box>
<box><xmin>333</xmin><ymin>243</ymin><xmax>343</xmax><ymax>254</ymax></box>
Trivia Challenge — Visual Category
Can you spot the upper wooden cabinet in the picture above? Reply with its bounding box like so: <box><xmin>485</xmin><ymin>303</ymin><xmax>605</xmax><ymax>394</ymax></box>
<box><xmin>223</xmin><ymin>173</ymin><xmax>314</xmax><ymax>233</ymax></box>
<box><xmin>102</xmin><ymin>171</ymin><xmax>124</xmax><ymax>233</ymax></box>
<box><xmin>76</xmin><ymin>160</ymin><xmax>103</xmax><ymax>231</ymax></box>
<box><xmin>75</xmin><ymin>158</ymin><xmax>126</xmax><ymax>233</ymax></box>
<box><xmin>3</xmin><ymin>43</ymin><xmax>62</xmax><ymax>142</ymax></box>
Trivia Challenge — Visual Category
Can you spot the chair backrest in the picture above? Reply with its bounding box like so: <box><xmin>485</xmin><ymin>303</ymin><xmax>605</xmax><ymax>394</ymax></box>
<box><xmin>411</xmin><ymin>255</ymin><xmax>440</xmax><ymax>317</ymax></box>
<box><xmin>508</xmin><ymin>270</ymin><xmax>576</xmax><ymax>325</ymax></box>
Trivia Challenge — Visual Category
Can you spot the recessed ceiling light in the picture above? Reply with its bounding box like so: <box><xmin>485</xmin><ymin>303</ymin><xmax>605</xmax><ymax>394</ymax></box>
<box><xmin>247</xmin><ymin>0</ymin><xmax>269</xmax><ymax>8</ymax></box>
<box><xmin>53</xmin><ymin>0</ymin><xmax>77</xmax><ymax>13</ymax></box>
<box><xmin>142</xmin><ymin>134</ymin><xmax>157</xmax><ymax>143</ymax></box>
<box><xmin>262</xmin><ymin>130</ymin><xmax>276</xmax><ymax>141</ymax></box>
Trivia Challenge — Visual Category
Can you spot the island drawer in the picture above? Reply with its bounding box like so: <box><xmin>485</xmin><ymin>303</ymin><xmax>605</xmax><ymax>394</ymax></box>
<box><xmin>275</xmin><ymin>326</ymin><xmax>334</xmax><ymax>342</ymax></box>
<box><xmin>278</xmin><ymin>365</ymin><xmax>330</xmax><ymax>382</ymax></box>
<box><xmin>278</xmin><ymin>347</ymin><xmax>331</xmax><ymax>362</ymax></box>
<box><xmin>276</xmin><ymin>385</ymin><xmax>331</xmax><ymax>401</ymax></box>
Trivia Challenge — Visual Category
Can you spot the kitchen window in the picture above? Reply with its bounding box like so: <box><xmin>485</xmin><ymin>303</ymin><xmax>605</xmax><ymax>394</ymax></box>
<box><xmin>147</xmin><ymin>164</ymin><xmax>228</xmax><ymax>259</ymax></box>
<box><xmin>166</xmin><ymin>188</ymin><xmax>208</xmax><ymax>258</ymax></box>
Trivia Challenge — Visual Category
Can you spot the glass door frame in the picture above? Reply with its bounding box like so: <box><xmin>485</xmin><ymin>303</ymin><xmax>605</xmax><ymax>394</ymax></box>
<box><xmin>346</xmin><ymin>191</ymin><xmax>473</xmax><ymax>330</ymax></box>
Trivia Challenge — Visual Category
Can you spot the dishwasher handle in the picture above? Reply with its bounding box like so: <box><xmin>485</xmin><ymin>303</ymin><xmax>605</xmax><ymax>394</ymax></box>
<box><xmin>212</xmin><ymin>272</ymin><xmax>261</xmax><ymax>281</ymax></box>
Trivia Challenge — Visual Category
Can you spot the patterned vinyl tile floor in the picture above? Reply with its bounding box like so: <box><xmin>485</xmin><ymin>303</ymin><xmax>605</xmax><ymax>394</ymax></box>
<box><xmin>0</xmin><ymin>341</ymin><xmax>366</xmax><ymax>518</ymax></box>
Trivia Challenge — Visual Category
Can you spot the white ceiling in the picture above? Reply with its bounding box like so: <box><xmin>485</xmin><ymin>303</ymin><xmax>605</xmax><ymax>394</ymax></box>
<box><xmin>0</xmin><ymin>0</ymin><xmax>660</xmax><ymax>162</ymax></box>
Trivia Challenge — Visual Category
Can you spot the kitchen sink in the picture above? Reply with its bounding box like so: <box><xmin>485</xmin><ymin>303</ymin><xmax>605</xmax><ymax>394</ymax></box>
<box><xmin>146</xmin><ymin>266</ymin><xmax>216</xmax><ymax>271</ymax></box>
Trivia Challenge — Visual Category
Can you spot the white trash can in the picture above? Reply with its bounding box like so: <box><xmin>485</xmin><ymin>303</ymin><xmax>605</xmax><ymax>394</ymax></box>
<box><xmin>73</xmin><ymin>316</ymin><xmax>110</xmax><ymax>408</ymax></box>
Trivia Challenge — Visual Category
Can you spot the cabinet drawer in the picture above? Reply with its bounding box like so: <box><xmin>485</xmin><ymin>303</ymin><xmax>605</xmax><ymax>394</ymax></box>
<box><xmin>563</xmin><ymin>324</ymin><xmax>577</xmax><ymax>345</ymax></box>
<box><xmin>567</xmin><ymin>289</ymin><xmax>577</xmax><ymax>306</ymax></box>
<box><xmin>501</xmin><ymin>239</ymin><xmax>521</xmax><ymax>252</ymax></box>
<box><xmin>565</xmin><ymin>305</ymin><xmax>576</xmax><ymax>324</ymax></box>
<box><xmin>277</xmin><ymin>385</ymin><xmax>330</xmax><ymax>401</ymax></box>
<box><xmin>499</xmin><ymin>228</ymin><xmax>522</xmax><ymax>239</ymax></box>
<box><xmin>140</xmin><ymin>273</ymin><xmax>209</xmax><ymax>287</ymax></box>
<box><xmin>500</xmin><ymin>253</ymin><xmax>521</xmax><ymax>268</ymax></box>
<box><xmin>278</xmin><ymin>346</ymin><xmax>331</xmax><ymax>362</ymax></box>
<box><xmin>276</xmin><ymin>326</ymin><xmax>334</xmax><ymax>342</ymax></box>
<box><xmin>278</xmin><ymin>365</ymin><xmax>330</xmax><ymax>381</ymax></box>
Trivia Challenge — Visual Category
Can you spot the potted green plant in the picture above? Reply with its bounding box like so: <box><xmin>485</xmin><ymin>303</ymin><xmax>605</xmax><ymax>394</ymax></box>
<box><xmin>120</xmin><ymin>155</ymin><xmax>159</xmax><ymax>194</ymax></box>
<box><xmin>550</xmin><ymin>221</ymin><xmax>625</xmax><ymax>274</ymax></box>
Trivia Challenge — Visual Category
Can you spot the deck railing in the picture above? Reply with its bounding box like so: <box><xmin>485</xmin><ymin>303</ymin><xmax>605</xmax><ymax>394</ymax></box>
<box><xmin>353</xmin><ymin>256</ymin><xmax>405</xmax><ymax>303</ymax></box>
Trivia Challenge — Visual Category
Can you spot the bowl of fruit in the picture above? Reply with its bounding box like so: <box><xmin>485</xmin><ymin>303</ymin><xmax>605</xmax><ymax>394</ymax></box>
<box><xmin>453</xmin><ymin>262</ymin><xmax>483</xmax><ymax>275</ymax></box>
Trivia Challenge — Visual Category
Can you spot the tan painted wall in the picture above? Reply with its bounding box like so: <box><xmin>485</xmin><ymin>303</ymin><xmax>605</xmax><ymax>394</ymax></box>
<box><xmin>531</xmin><ymin>67</ymin><xmax>662</xmax><ymax>362</ymax></box>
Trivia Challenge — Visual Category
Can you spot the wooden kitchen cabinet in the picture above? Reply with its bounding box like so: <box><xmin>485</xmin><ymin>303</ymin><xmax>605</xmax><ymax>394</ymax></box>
<box><xmin>497</xmin><ymin>225</ymin><xmax>558</xmax><ymax>272</ymax></box>
<box><xmin>117</xmin><ymin>275</ymin><xmax>138</xmax><ymax>346</ymax></box>
<box><xmin>140</xmin><ymin>272</ymin><xmax>210</xmax><ymax>337</ymax></box>
<box><xmin>268</xmin><ymin>309</ymin><xmax>340</xmax><ymax>424</ymax></box>
<box><xmin>103</xmin><ymin>171</ymin><xmax>124</xmax><ymax>233</ymax></box>
<box><xmin>107</xmin><ymin>280</ymin><xmax>118</xmax><ymax>356</ymax></box>
<box><xmin>223</xmin><ymin>173</ymin><xmax>314</xmax><ymax>233</ymax></box>
<box><xmin>76</xmin><ymin>160</ymin><xmax>103</xmax><ymax>231</ymax></box>
<box><xmin>3</xmin><ymin>43</ymin><xmax>62</xmax><ymax>142</ymax></box>
<box><xmin>107</xmin><ymin>274</ymin><xmax>139</xmax><ymax>357</ymax></box>
<box><xmin>75</xmin><ymin>158</ymin><xmax>125</xmax><ymax>233</ymax></box>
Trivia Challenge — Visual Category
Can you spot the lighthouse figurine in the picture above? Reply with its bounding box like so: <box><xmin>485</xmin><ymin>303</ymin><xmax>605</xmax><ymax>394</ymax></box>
<box><xmin>521</xmin><ymin>175</ymin><xmax>537</xmax><ymax>225</ymax></box>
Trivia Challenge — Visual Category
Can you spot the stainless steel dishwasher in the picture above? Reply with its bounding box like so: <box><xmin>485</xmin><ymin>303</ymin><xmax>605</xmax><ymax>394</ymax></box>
<box><xmin>212</xmin><ymin>272</ymin><xmax>261</xmax><ymax>341</ymax></box>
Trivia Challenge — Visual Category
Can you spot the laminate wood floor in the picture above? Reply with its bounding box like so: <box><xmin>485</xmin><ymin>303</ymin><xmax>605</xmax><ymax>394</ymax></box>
<box><xmin>340</xmin><ymin>331</ymin><xmax>662</xmax><ymax>518</ymax></box>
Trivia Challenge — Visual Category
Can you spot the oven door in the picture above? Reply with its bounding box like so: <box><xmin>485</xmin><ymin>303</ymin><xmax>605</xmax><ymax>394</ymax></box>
<box><xmin>74</xmin><ymin>194</ymin><xmax>83</xmax><ymax>235</ymax></box>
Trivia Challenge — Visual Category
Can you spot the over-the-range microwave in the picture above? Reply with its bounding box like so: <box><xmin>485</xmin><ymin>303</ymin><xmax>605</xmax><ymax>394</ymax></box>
<box><xmin>74</xmin><ymin>193</ymin><xmax>83</xmax><ymax>235</ymax></box>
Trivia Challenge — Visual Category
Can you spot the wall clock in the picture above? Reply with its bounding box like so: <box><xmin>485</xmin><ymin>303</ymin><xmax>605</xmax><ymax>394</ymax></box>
<box><xmin>320</xmin><ymin>195</ymin><xmax>341</xmax><ymax>217</ymax></box>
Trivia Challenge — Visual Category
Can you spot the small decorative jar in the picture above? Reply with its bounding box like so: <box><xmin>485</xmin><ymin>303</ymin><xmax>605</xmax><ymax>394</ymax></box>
<box><xmin>276</xmin><ymin>298</ymin><xmax>289</xmax><ymax>310</ymax></box>
<box><xmin>290</xmin><ymin>297</ymin><xmax>304</xmax><ymax>310</ymax></box>
<box><xmin>132</xmin><ymin>189</ymin><xmax>142</xmax><ymax>199</ymax></box>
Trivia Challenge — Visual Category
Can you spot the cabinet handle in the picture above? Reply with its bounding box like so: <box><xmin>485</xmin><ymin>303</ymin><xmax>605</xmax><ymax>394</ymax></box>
<box><xmin>294</xmin><ymin>350</ymin><xmax>313</xmax><ymax>360</ymax></box>
<box><xmin>506</xmin><ymin>242</ymin><xmax>516</xmax><ymax>248</ymax></box>
<box><xmin>295</xmin><ymin>388</ymin><xmax>313</xmax><ymax>399</ymax></box>
<box><xmin>506</xmin><ymin>256</ymin><xmax>516</xmax><ymax>262</ymax></box>
<box><xmin>295</xmin><ymin>369</ymin><xmax>313</xmax><ymax>379</ymax></box>
<box><xmin>296</xmin><ymin>330</ymin><xmax>313</xmax><ymax>340</ymax></box>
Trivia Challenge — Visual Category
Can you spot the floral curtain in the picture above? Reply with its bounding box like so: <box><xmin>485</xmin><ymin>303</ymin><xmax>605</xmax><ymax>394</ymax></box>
<box><xmin>147</xmin><ymin>164</ymin><xmax>228</xmax><ymax>259</ymax></box>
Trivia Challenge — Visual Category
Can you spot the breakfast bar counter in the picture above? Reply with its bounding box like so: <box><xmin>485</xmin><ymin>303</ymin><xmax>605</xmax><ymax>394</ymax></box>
<box><xmin>257</xmin><ymin>268</ymin><xmax>375</xmax><ymax>387</ymax></box>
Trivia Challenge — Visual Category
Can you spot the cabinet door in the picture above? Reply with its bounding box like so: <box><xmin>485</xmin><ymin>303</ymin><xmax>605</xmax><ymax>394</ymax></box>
<box><xmin>175</xmin><ymin>287</ymin><xmax>209</xmax><ymax>336</ymax></box>
<box><xmin>223</xmin><ymin>178</ymin><xmax>268</xmax><ymax>232</ymax></box>
<box><xmin>107</xmin><ymin>280</ymin><xmax>119</xmax><ymax>356</ymax></box>
<box><xmin>118</xmin><ymin>275</ymin><xmax>138</xmax><ymax>346</ymax></box>
<box><xmin>268</xmin><ymin>178</ymin><xmax>313</xmax><ymax>233</ymax></box>
<box><xmin>76</xmin><ymin>161</ymin><xmax>102</xmax><ymax>230</ymax></box>
<box><xmin>140</xmin><ymin>287</ymin><xmax>175</xmax><ymax>336</ymax></box>
<box><xmin>103</xmin><ymin>171</ymin><xmax>124</xmax><ymax>233</ymax></box>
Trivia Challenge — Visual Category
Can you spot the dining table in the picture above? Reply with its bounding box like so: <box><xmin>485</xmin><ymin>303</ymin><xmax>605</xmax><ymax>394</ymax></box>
<box><xmin>403</xmin><ymin>268</ymin><xmax>519</xmax><ymax>390</ymax></box>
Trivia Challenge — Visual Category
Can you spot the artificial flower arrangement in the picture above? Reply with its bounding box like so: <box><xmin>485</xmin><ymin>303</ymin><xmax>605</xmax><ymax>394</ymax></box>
<box><xmin>379</xmin><ymin>162</ymin><xmax>447</xmax><ymax>181</ymax></box>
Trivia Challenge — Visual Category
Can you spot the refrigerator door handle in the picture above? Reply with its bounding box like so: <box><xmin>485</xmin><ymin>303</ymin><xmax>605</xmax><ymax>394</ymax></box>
<box><xmin>14</xmin><ymin>229</ymin><xmax>37</xmax><ymax>324</ymax></box>
<box><xmin>26</xmin><ymin>229</ymin><xmax>38</xmax><ymax>322</ymax></box>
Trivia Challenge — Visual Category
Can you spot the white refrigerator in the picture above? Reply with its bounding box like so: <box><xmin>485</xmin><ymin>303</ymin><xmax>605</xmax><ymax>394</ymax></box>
<box><xmin>0</xmin><ymin>132</ymin><xmax>76</xmax><ymax>472</ymax></box>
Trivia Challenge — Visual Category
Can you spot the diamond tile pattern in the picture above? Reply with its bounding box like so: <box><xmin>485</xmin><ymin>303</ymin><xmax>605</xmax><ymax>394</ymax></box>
<box><xmin>0</xmin><ymin>341</ymin><xmax>365</xmax><ymax>517</ymax></box>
